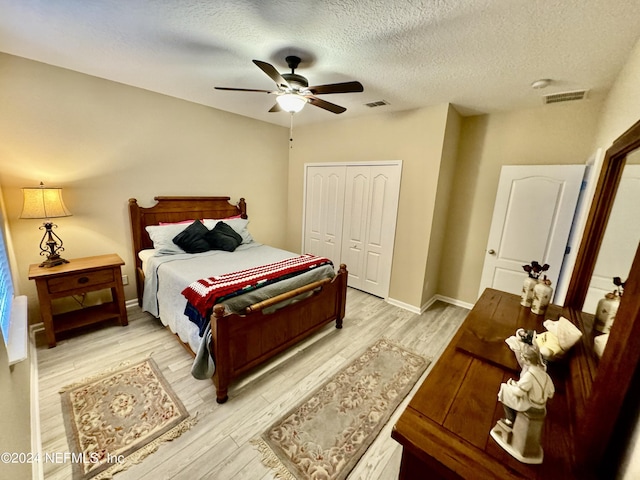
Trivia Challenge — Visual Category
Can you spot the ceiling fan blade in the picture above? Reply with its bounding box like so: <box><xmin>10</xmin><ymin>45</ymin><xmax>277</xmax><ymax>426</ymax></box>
<box><xmin>268</xmin><ymin>103</ymin><xmax>283</xmax><ymax>113</ymax></box>
<box><xmin>307</xmin><ymin>81</ymin><xmax>364</xmax><ymax>95</ymax></box>
<box><xmin>253</xmin><ymin>60</ymin><xmax>290</xmax><ymax>89</ymax></box>
<box><xmin>215</xmin><ymin>87</ymin><xmax>275</xmax><ymax>93</ymax></box>
<box><xmin>308</xmin><ymin>96</ymin><xmax>347</xmax><ymax>114</ymax></box>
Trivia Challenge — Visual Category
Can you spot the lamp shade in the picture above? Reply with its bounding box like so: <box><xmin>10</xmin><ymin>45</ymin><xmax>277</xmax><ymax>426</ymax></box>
<box><xmin>20</xmin><ymin>183</ymin><xmax>71</xmax><ymax>220</ymax></box>
<box><xmin>276</xmin><ymin>93</ymin><xmax>307</xmax><ymax>113</ymax></box>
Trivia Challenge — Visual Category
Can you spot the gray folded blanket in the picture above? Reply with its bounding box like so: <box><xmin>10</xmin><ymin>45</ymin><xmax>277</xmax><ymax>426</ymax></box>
<box><xmin>191</xmin><ymin>323</ymin><xmax>215</xmax><ymax>379</ymax></box>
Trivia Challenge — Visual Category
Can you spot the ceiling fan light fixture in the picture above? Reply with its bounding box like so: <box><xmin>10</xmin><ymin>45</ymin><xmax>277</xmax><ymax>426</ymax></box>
<box><xmin>276</xmin><ymin>93</ymin><xmax>307</xmax><ymax>113</ymax></box>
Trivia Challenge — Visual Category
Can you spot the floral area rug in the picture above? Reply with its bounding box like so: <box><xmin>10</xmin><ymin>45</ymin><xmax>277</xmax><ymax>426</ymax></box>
<box><xmin>60</xmin><ymin>358</ymin><xmax>197</xmax><ymax>479</ymax></box>
<box><xmin>253</xmin><ymin>338</ymin><xmax>430</xmax><ymax>479</ymax></box>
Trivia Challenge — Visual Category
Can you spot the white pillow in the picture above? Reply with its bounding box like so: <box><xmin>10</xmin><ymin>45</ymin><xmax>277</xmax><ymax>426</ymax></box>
<box><xmin>203</xmin><ymin>218</ymin><xmax>254</xmax><ymax>244</ymax></box>
<box><xmin>138</xmin><ymin>248</ymin><xmax>158</xmax><ymax>263</ymax></box>
<box><xmin>145</xmin><ymin>223</ymin><xmax>189</xmax><ymax>254</ymax></box>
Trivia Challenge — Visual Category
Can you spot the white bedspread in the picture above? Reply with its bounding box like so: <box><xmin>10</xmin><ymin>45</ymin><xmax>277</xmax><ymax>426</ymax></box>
<box><xmin>141</xmin><ymin>243</ymin><xmax>335</xmax><ymax>354</ymax></box>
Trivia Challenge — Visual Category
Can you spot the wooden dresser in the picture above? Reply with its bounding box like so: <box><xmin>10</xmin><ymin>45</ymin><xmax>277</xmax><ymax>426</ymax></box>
<box><xmin>392</xmin><ymin>288</ymin><xmax>580</xmax><ymax>479</ymax></box>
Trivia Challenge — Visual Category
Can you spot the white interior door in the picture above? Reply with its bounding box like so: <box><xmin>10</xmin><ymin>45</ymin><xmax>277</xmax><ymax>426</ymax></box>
<box><xmin>341</xmin><ymin>164</ymin><xmax>401</xmax><ymax>298</ymax></box>
<box><xmin>303</xmin><ymin>165</ymin><xmax>346</xmax><ymax>264</ymax></box>
<box><xmin>583</xmin><ymin>165</ymin><xmax>640</xmax><ymax>314</ymax></box>
<box><xmin>478</xmin><ymin>165</ymin><xmax>585</xmax><ymax>299</ymax></box>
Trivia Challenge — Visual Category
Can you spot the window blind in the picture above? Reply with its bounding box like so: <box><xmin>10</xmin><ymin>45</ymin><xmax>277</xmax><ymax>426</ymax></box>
<box><xmin>0</xmin><ymin>223</ymin><xmax>27</xmax><ymax>365</ymax></box>
<box><xmin>0</xmin><ymin>226</ymin><xmax>13</xmax><ymax>343</ymax></box>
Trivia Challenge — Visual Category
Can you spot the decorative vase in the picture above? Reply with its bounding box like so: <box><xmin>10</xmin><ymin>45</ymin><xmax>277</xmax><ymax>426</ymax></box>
<box><xmin>595</xmin><ymin>293</ymin><xmax>620</xmax><ymax>333</ymax></box>
<box><xmin>521</xmin><ymin>276</ymin><xmax>537</xmax><ymax>308</ymax></box>
<box><xmin>531</xmin><ymin>278</ymin><xmax>553</xmax><ymax>316</ymax></box>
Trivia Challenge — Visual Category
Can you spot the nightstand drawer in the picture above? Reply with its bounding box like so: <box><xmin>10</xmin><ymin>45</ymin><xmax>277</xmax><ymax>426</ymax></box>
<box><xmin>47</xmin><ymin>268</ymin><xmax>115</xmax><ymax>294</ymax></box>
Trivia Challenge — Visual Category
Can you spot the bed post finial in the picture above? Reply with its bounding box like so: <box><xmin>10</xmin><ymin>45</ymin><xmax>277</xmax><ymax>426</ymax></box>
<box><xmin>213</xmin><ymin>304</ymin><xmax>226</xmax><ymax>318</ymax></box>
<box><xmin>238</xmin><ymin>198</ymin><xmax>247</xmax><ymax>219</ymax></box>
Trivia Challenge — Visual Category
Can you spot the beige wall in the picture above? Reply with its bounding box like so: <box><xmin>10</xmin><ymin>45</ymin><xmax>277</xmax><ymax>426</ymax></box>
<box><xmin>423</xmin><ymin>105</ymin><xmax>461</xmax><ymax>305</ymax></box>
<box><xmin>438</xmin><ymin>98</ymin><xmax>603</xmax><ymax>305</ymax></box>
<box><xmin>287</xmin><ymin>105</ymin><xmax>451</xmax><ymax>309</ymax></box>
<box><xmin>595</xmin><ymin>37</ymin><xmax>640</xmax><ymax>149</ymax></box>
<box><xmin>0</xmin><ymin>53</ymin><xmax>289</xmax><ymax>321</ymax></box>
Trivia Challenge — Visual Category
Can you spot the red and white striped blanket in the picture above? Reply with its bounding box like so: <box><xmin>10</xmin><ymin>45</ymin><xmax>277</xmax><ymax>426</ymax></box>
<box><xmin>181</xmin><ymin>254</ymin><xmax>333</xmax><ymax>317</ymax></box>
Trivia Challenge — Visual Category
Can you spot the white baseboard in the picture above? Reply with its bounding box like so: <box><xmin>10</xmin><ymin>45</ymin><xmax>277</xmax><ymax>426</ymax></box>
<box><xmin>385</xmin><ymin>297</ymin><xmax>422</xmax><ymax>314</ymax></box>
<box><xmin>420</xmin><ymin>296</ymin><xmax>440</xmax><ymax>313</ymax></box>
<box><xmin>125</xmin><ymin>299</ymin><xmax>139</xmax><ymax>310</ymax></box>
<box><xmin>387</xmin><ymin>294</ymin><xmax>473</xmax><ymax>314</ymax></box>
<box><xmin>433</xmin><ymin>294</ymin><xmax>474</xmax><ymax>310</ymax></box>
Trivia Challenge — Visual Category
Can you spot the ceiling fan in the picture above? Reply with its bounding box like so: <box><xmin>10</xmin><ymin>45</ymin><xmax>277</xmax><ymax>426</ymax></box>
<box><xmin>215</xmin><ymin>55</ymin><xmax>364</xmax><ymax>114</ymax></box>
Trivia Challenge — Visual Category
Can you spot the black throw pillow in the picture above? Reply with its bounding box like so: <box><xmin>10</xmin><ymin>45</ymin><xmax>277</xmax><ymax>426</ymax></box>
<box><xmin>205</xmin><ymin>221</ymin><xmax>242</xmax><ymax>252</ymax></box>
<box><xmin>172</xmin><ymin>220</ymin><xmax>210</xmax><ymax>253</ymax></box>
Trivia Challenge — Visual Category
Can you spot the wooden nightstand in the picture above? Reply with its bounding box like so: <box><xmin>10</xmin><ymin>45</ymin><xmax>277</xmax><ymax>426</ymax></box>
<box><xmin>29</xmin><ymin>253</ymin><xmax>128</xmax><ymax>347</ymax></box>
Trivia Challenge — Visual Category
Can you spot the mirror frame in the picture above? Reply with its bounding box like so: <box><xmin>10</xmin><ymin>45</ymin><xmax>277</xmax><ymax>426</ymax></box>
<box><xmin>564</xmin><ymin>118</ymin><xmax>640</xmax><ymax>467</ymax></box>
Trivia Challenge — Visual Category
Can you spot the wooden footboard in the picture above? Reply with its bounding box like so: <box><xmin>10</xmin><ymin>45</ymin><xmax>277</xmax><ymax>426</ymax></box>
<box><xmin>210</xmin><ymin>264</ymin><xmax>347</xmax><ymax>403</ymax></box>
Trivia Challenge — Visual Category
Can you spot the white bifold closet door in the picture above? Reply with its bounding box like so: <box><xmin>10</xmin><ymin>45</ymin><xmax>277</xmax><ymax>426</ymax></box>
<box><xmin>304</xmin><ymin>163</ymin><xmax>401</xmax><ymax>298</ymax></box>
<box><xmin>303</xmin><ymin>165</ymin><xmax>346</xmax><ymax>262</ymax></box>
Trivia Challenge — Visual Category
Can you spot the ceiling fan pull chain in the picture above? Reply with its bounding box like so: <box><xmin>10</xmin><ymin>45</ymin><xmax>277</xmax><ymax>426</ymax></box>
<box><xmin>289</xmin><ymin>112</ymin><xmax>294</xmax><ymax>148</ymax></box>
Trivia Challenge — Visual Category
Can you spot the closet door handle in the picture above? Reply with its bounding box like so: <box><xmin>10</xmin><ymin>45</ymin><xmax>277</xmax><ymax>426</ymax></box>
<box><xmin>488</xmin><ymin>249</ymin><xmax>496</xmax><ymax>255</ymax></box>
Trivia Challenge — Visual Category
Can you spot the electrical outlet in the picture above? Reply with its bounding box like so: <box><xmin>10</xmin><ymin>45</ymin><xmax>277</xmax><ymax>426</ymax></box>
<box><xmin>122</xmin><ymin>275</ymin><xmax>129</xmax><ymax>285</ymax></box>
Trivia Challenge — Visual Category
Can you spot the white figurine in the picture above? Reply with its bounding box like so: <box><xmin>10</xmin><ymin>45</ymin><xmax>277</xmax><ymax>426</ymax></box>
<box><xmin>491</xmin><ymin>330</ymin><xmax>555</xmax><ymax>464</ymax></box>
<box><xmin>498</xmin><ymin>344</ymin><xmax>555</xmax><ymax>426</ymax></box>
<box><xmin>504</xmin><ymin>328</ymin><xmax>536</xmax><ymax>370</ymax></box>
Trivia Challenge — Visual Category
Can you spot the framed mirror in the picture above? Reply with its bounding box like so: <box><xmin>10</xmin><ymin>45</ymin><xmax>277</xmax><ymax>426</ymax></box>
<box><xmin>563</xmin><ymin>118</ymin><xmax>640</xmax><ymax>468</ymax></box>
<box><xmin>583</xmin><ymin>151</ymin><xmax>640</xmax><ymax>315</ymax></box>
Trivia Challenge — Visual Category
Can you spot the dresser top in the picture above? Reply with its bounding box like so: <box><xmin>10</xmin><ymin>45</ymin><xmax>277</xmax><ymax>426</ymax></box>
<box><xmin>392</xmin><ymin>288</ymin><xmax>575</xmax><ymax>479</ymax></box>
<box><xmin>28</xmin><ymin>253</ymin><xmax>124</xmax><ymax>279</ymax></box>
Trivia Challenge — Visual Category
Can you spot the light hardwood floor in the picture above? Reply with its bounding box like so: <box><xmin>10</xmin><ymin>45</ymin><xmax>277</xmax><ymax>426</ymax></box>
<box><xmin>36</xmin><ymin>288</ymin><xmax>469</xmax><ymax>479</ymax></box>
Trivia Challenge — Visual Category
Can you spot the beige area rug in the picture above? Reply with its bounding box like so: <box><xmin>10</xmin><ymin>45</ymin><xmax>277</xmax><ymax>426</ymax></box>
<box><xmin>253</xmin><ymin>338</ymin><xmax>430</xmax><ymax>480</ymax></box>
<box><xmin>60</xmin><ymin>358</ymin><xmax>197</xmax><ymax>480</ymax></box>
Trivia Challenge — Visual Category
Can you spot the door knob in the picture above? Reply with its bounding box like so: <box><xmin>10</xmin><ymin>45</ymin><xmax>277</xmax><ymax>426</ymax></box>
<box><xmin>488</xmin><ymin>249</ymin><xmax>496</xmax><ymax>255</ymax></box>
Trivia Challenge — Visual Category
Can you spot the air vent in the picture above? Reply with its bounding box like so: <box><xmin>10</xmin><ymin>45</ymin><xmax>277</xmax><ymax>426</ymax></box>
<box><xmin>365</xmin><ymin>100</ymin><xmax>390</xmax><ymax>108</ymax></box>
<box><xmin>543</xmin><ymin>90</ymin><xmax>588</xmax><ymax>104</ymax></box>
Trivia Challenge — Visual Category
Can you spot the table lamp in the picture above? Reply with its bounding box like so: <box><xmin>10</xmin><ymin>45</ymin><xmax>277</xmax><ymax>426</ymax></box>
<box><xmin>20</xmin><ymin>182</ymin><xmax>72</xmax><ymax>267</ymax></box>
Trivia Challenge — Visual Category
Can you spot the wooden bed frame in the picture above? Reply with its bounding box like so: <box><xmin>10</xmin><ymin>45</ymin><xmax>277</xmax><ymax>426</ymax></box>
<box><xmin>128</xmin><ymin>196</ymin><xmax>348</xmax><ymax>403</ymax></box>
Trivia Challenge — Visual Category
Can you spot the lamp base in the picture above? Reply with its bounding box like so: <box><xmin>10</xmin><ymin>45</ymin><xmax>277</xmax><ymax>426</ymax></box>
<box><xmin>39</xmin><ymin>254</ymin><xmax>69</xmax><ymax>268</ymax></box>
<box><xmin>37</xmin><ymin>222</ymin><xmax>69</xmax><ymax>268</ymax></box>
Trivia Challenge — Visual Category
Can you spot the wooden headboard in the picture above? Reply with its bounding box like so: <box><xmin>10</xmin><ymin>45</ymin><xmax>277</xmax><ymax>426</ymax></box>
<box><xmin>128</xmin><ymin>196</ymin><xmax>247</xmax><ymax>303</ymax></box>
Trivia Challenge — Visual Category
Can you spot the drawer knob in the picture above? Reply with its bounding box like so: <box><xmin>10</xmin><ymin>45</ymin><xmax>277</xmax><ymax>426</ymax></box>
<box><xmin>78</xmin><ymin>276</ymin><xmax>90</xmax><ymax>284</ymax></box>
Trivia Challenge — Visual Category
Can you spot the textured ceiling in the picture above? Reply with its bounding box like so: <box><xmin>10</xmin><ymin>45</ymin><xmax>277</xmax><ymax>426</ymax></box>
<box><xmin>1</xmin><ymin>0</ymin><xmax>639</xmax><ymax>127</ymax></box>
